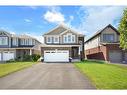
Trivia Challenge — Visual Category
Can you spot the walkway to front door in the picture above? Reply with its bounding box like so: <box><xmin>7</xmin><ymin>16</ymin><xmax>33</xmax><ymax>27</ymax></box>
<box><xmin>0</xmin><ymin>63</ymin><xmax>95</xmax><ymax>89</ymax></box>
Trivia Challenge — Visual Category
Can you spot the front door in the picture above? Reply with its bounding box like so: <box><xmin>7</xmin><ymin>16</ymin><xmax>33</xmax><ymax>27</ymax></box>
<box><xmin>72</xmin><ymin>47</ymin><xmax>79</xmax><ymax>59</ymax></box>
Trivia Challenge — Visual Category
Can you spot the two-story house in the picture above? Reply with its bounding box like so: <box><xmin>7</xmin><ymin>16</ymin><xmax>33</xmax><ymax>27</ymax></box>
<box><xmin>85</xmin><ymin>24</ymin><xmax>127</xmax><ymax>63</ymax></box>
<box><xmin>0</xmin><ymin>30</ymin><xmax>41</xmax><ymax>62</ymax></box>
<box><xmin>41</xmin><ymin>24</ymin><xmax>85</xmax><ymax>62</ymax></box>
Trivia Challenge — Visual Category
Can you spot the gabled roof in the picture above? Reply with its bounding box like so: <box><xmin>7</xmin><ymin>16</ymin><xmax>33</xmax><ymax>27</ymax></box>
<box><xmin>0</xmin><ymin>30</ymin><xmax>12</xmax><ymax>37</ymax></box>
<box><xmin>0</xmin><ymin>29</ymin><xmax>42</xmax><ymax>44</ymax></box>
<box><xmin>43</xmin><ymin>24</ymin><xmax>84</xmax><ymax>36</ymax></box>
<box><xmin>44</xmin><ymin>25</ymin><xmax>67</xmax><ymax>35</ymax></box>
<box><xmin>85</xmin><ymin>24</ymin><xmax>120</xmax><ymax>43</ymax></box>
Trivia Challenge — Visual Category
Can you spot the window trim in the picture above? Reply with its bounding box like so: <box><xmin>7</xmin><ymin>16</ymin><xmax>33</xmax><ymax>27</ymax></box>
<box><xmin>0</xmin><ymin>37</ymin><xmax>8</xmax><ymax>45</ymax></box>
<box><xmin>54</xmin><ymin>36</ymin><xmax>59</xmax><ymax>43</ymax></box>
<box><xmin>63</xmin><ymin>33</ymin><xmax>76</xmax><ymax>43</ymax></box>
<box><xmin>72</xmin><ymin>35</ymin><xmax>75</xmax><ymax>43</ymax></box>
<box><xmin>103</xmin><ymin>33</ymin><xmax>115</xmax><ymax>42</ymax></box>
<box><xmin>12</xmin><ymin>38</ymin><xmax>18</xmax><ymax>46</ymax></box>
<box><xmin>47</xmin><ymin>36</ymin><xmax>52</xmax><ymax>43</ymax></box>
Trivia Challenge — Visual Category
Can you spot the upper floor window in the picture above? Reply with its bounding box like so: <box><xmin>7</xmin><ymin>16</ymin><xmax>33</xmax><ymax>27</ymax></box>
<box><xmin>29</xmin><ymin>39</ymin><xmax>32</xmax><ymax>45</ymax></box>
<box><xmin>54</xmin><ymin>37</ymin><xmax>59</xmax><ymax>43</ymax></box>
<box><xmin>68</xmin><ymin>35</ymin><xmax>71</xmax><ymax>42</ymax></box>
<box><xmin>0</xmin><ymin>37</ymin><xmax>8</xmax><ymax>45</ymax></box>
<box><xmin>63</xmin><ymin>33</ymin><xmax>75</xmax><ymax>43</ymax></box>
<box><xmin>32</xmin><ymin>39</ymin><xmax>35</xmax><ymax>45</ymax></box>
<box><xmin>72</xmin><ymin>35</ymin><xmax>75</xmax><ymax>42</ymax></box>
<box><xmin>12</xmin><ymin>38</ymin><xmax>18</xmax><ymax>46</ymax></box>
<box><xmin>103</xmin><ymin>34</ymin><xmax>114</xmax><ymax>42</ymax></box>
<box><xmin>47</xmin><ymin>37</ymin><xmax>52</xmax><ymax>43</ymax></box>
<box><xmin>64</xmin><ymin>36</ymin><xmax>67</xmax><ymax>43</ymax></box>
<box><xmin>21</xmin><ymin>39</ymin><xmax>25</xmax><ymax>45</ymax></box>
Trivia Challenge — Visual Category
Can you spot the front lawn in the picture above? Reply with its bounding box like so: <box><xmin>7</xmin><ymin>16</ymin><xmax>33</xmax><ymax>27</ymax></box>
<box><xmin>75</xmin><ymin>60</ymin><xmax>127</xmax><ymax>89</ymax></box>
<box><xmin>0</xmin><ymin>62</ymin><xmax>36</xmax><ymax>77</ymax></box>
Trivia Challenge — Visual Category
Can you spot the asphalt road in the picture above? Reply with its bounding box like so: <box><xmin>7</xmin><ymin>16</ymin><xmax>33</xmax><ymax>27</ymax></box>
<box><xmin>0</xmin><ymin>63</ymin><xmax>95</xmax><ymax>89</ymax></box>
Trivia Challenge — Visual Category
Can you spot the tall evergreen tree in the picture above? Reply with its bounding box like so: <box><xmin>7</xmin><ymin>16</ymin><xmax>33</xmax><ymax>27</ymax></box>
<box><xmin>118</xmin><ymin>8</ymin><xmax>127</xmax><ymax>50</ymax></box>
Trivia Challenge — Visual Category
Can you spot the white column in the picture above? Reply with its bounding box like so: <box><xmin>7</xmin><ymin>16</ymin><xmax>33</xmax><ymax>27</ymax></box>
<box><xmin>78</xmin><ymin>46</ymin><xmax>80</xmax><ymax>55</ymax></box>
<box><xmin>30</xmin><ymin>49</ymin><xmax>32</xmax><ymax>55</ymax></box>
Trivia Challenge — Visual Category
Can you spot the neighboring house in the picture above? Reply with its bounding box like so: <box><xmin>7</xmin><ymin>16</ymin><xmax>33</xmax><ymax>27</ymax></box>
<box><xmin>41</xmin><ymin>24</ymin><xmax>85</xmax><ymax>62</ymax></box>
<box><xmin>85</xmin><ymin>24</ymin><xmax>127</xmax><ymax>63</ymax></box>
<box><xmin>0</xmin><ymin>30</ymin><xmax>42</xmax><ymax>62</ymax></box>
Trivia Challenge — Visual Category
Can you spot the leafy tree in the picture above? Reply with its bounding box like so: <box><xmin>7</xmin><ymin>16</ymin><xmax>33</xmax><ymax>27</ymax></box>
<box><xmin>118</xmin><ymin>8</ymin><xmax>127</xmax><ymax>50</ymax></box>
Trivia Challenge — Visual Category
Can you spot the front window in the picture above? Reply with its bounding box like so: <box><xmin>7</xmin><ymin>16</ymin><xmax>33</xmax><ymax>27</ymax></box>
<box><xmin>0</xmin><ymin>37</ymin><xmax>8</xmax><ymax>45</ymax></box>
<box><xmin>64</xmin><ymin>36</ymin><xmax>67</xmax><ymax>43</ymax></box>
<box><xmin>63</xmin><ymin>33</ymin><xmax>76</xmax><ymax>43</ymax></box>
<box><xmin>103</xmin><ymin>34</ymin><xmax>114</xmax><ymax>42</ymax></box>
<box><xmin>47</xmin><ymin>37</ymin><xmax>52</xmax><ymax>43</ymax></box>
<box><xmin>54</xmin><ymin>37</ymin><xmax>59</xmax><ymax>43</ymax></box>
<box><xmin>12</xmin><ymin>38</ymin><xmax>18</xmax><ymax>46</ymax></box>
<box><xmin>29</xmin><ymin>39</ymin><xmax>32</xmax><ymax>45</ymax></box>
<box><xmin>68</xmin><ymin>35</ymin><xmax>71</xmax><ymax>42</ymax></box>
<box><xmin>32</xmin><ymin>39</ymin><xmax>35</xmax><ymax>45</ymax></box>
<box><xmin>72</xmin><ymin>35</ymin><xmax>75</xmax><ymax>42</ymax></box>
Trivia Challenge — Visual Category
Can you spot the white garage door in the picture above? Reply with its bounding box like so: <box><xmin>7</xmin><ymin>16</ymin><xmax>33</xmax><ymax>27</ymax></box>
<box><xmin>0</xmin><ymin>52</ymin><xmax>1</xmax><ymax>61</ymax></box>
<box><xmin>109</xmin><ymin>50</ymin><xmax>122</xmax><ymax>63</ymax></box>
<box><xmin>44</xmin><ymin>50</ymin><xmax>69</xmax><ymax>62</ymax></box>
<box><xmin>3</xmin><ymin>51</ymin><xmax>15</xmax><ymax>61</ymax></box>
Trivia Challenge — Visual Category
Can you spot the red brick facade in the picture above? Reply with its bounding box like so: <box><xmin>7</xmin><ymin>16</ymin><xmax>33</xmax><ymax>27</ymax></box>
<box><xmin>85</xmin><ymin>44</ymin><xmax>124</xmax><ymax>62</ymax></box>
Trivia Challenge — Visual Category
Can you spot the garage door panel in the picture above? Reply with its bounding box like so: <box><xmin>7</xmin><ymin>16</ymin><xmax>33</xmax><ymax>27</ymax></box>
<box><xmin>109</xmin><ymin>50</ymin><xmax>122</xmax><ymax>63</ymax></box>
<box><xmin>3</xmin><ymin>52</ymin><xmax>15</xmax><ymax>61</ymax></box>
<box><xmin>44</xmin><ymin>50</ymin><xmax>69</xmax><ymax>62</ymax></box>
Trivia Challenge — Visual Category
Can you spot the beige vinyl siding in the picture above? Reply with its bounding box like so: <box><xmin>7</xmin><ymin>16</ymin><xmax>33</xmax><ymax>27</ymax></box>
<box><xmin>44</xmin><ymin>35</ymin><xmax>60</xmax><ymax>44</ymax></box>
<box><xmin>85</xmin><ymin>35</ymin><xmax>100</xmax><ymax>50</ymax></box>
<box><xmin>100</xmin><ymin>27</ymin><xmax>119</xmax><ymax>43</ymax></box>
<box><xmin>44</xmin><ymin>30</ymin><xmax>79</xmax><ymax>44</ymax></box>
<box><xmin>61</xmin><ymin>30</ymin><xmax>78</xmax><ymax>44</ymax></box>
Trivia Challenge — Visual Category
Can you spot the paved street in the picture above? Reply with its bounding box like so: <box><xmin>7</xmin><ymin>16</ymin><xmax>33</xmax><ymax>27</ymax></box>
<box><xmin>0</xmin><ymin>63</ymin><xmax>95</xmax><ymax>89</ymax></box>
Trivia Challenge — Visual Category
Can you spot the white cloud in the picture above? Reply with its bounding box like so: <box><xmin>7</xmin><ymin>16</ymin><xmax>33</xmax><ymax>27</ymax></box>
<box><xmin>33</xmin><ymin>35</ymin><xmax>44</xmax><ymax>43</ymax></box>
<box><xmin>24</xmin><ymin>19</ymin><xmax>32</xmax><ymax>23</ymax></box>
<box><xmin>0</xmin><ymin>26</ymin><xmax>16</xmax><ymax>34</ymax></box>
<box><xmin>45</xmin><ymin>6</ymin><xmax>61</xmax><ymax>13</ymax></box>
<box><xmin>66</xmin><ymin>15</ymin><xmax>74</xmax><ymax>26</ymax></box>
<box><xmin>10</xmin><ymin>31</ymin><xmax>16</xmax><ymax>34</ymax></box>
<box><xmin>78</xmin><ymin>6</ymin><xmax>126</xmax><ymax>38</ymax></box>
<box><xmin>0</xmin><ymin>26</ymin><xmax>9</xmax><ymax>30</ymax></box>
<box><xmin>26</xmin><ymin>33</ymin><xmax>44</xmax><ymax>43</ymax></box>
<box><xmin>43</xmin><ymin>6</ymin><xmax>65</xmax><ymax>24</ymax></box>
<box><xmin>29</xmin><ymin>6</ymin><xmax>38</xmax><ymax>10</ymax></box>
<box><xmin>44</xmin><ymin>11</ymin><xmax>65</xmax><ymax>24</ymax></box>
<box><xmin>70</xmin><ymin>15</ymin><xmax>74</xmax><ymax>20</ymax></box>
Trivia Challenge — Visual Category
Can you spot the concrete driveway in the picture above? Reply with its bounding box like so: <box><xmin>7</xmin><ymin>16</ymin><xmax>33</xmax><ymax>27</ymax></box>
<box><xmin>0</xmin><ymin>63</ymin><xmax>95</xmax><ymax>89</ymax></box>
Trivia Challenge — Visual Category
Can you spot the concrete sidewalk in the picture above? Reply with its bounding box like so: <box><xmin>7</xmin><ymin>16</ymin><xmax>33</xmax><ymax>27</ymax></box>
<box><xmin>0</xmin><ymin>63</ymin><xmax>95</xmax><ymax>89</ymax></box>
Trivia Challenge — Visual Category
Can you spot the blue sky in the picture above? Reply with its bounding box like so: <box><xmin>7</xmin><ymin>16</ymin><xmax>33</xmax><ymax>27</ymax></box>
<box><xmin>0</xmin><ymin>6</ymin><xmax>126</xmax><ymax>43</ymax></box>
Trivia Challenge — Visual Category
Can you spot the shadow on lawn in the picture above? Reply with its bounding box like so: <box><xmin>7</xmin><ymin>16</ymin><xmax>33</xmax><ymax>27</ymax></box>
<box><xmin>77</xmin><ymin>59</ymin><xmax>107</xmax><ymax>64</ymax></box>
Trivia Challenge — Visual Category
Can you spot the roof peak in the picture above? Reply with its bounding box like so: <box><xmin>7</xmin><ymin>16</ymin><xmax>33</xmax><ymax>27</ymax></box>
<box><xmin>85</xmin><ymin>24</ymin><xmax>119</xmax><ymax>43</ymax></box>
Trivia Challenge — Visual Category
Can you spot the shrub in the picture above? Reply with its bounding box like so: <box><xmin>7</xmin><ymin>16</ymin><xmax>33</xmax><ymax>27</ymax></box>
<box><xmin>15</xmin><ymin>56</ymin><xmax>22</xmax><ymax>61</ymax></box>
<box><xmin>6</xmin><ymin>59</ymin><xmax>16</xmax><ymax>63</ymax></box>
<box><xmin>31</xmin><ymin>54</ymin><xmax>40</xmax><ymax>62</ymax></box>
<box><xmin>22</xmin><ymin>55</ymin><xmax>33</xmax><ymax>61</ymax></box>
<box><xmin>15</xmin><ymin>54</ymin><xmax>40</xmax><ymax>62</ymax></box>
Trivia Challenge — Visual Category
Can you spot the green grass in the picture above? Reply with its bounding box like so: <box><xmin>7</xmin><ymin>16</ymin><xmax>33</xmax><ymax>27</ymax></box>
<box><xmin>75</xmin><ymin>60</ymin><xmax>127</xmax><ymax>89</ymax></box>
<box><xmin>0</xmin><ymin>62</ymin><xmax>36</xmax><ymax>77</ymax></box>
